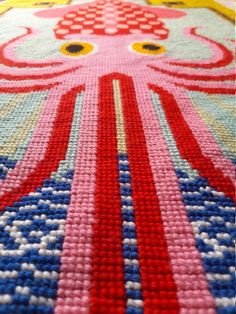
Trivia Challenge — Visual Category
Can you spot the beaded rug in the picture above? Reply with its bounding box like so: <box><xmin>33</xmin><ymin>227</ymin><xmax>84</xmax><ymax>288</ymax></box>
<box><xmin>0</xmin><ymin>0</ymin><xmax>235</xmax><ymax>313</ymax></box>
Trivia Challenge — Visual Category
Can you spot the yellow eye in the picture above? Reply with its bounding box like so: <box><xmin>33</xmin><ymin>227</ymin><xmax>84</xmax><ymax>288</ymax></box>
<box><xmin>60</xmin><ymin>42</ymin><xmax>94</xmax><ymax>57</ymax></box>
<box><xmin>131</xmin><ymin>42</ymin><xmax>166</xmax><ymax>55</ymax></box>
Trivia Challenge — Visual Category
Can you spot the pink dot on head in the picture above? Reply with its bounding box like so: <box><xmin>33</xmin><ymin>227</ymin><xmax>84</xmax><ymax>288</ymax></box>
<box><xmin>84</xmin><ymin>20</ymin><xmax>94</xmax><ymax>25</ymax></box>
<box><xmin>105</xmin><ymin>13</ymin><xmax>115</xmax><ymax>18</ymax></box>
<box><xmin>117</xmin><ymin>17</ymin><xmax>126</xmax><ymax>21</ymax></box>
<box><xmin>86</xmin><ymin>14</ymin><xmax>95</xmax><ymax>18</ymax></box>
<box><xmin>145</xmin><ymin>13</ymin><xmax>156</xmax><ymax>18</ymax></box>
<box><xmin>70</xmin><ymin>25</ymin><xmax>82</xmax><ymax>30</ymax></box>
<box><xmin>130</xmin><ymin>29</ymin><xmax>142</xmax><ymax>34</ymax></box>
<box><xmin>106</xmin><ymin>19</ymin><xmax>115</xmax><ymax>24</ymax></box>
<box><xmin>127</xmin><ymin>20</ymin><xmax>138</xmax><ymax>25</ymax></box>
<box><xmin>150</xmin><ymin>21</ymin><xmax>161</xmax><ymax>25</ymax></box>
<box><xmin>66</xmin><ymin>13</ymin><xmax>77</xmax><ymax>18</ymax></box>
<box><xmin>56</xmin><ymin>29</ymin><xmax>69</xmax><ymax>34</ymax></box>
<box><xmin>137</xmin><ymin>17</ymin><xmax>147</xmax><ymax>22</ymax></box>
<box><xmin>155</xmin><ymin>29</ymin><xmax>168</xmax><ymax>34</ymax></box>
<box><xmin>105</xmin><ymin>27</ymin><xmax>118</xmax><ymax>34</ymax></box>
<box><xmin>94</xmin><ymin>24</ymin><xmax>105</xmax><ymax>29</ymax></box>
<box><xmin>134</xmin><ymin>10</ymin><xmax>143</xmax><ymax>15</ymax></box>
<box><xmin>81</xmin><ymin>29</ymin><xmax>93</xmax><ymax>34</ymax></box>
<box><xmin>140</xmin><ymin>24</ymin><xmax>151</xmax><ymax>29</ymax></box>
<box><xmin>126</xmin><ymin>14</ymin><xmax>135</xmax><ymax>18</ymax></box>
<box><xmin>117</xmin><ymin>23</ymin><xmax>129</xmax><ymax>29</ymax></box>
<box><xmin>61</xmin><ymin>20</ymin><xmax>73</xmax><ymax>26</ymax></box>
<box><xmin>74</xmin><ymin>17</ymin><xmax>85</xmax><ymax>22</ymax></box>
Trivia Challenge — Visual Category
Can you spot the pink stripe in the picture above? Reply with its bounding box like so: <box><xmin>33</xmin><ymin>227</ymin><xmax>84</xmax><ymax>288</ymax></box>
<box><xmin>133</xmin><ymin>79</ymin><xmax>216</xmax><ymax>313</ymax></box>
<box><xmin>152</xmin><ymin>61</ymin><xmax>235</xmax><ymax>79</ymax></box>
<box><xmin>171</xmin><ymin>88</ymin><xmax>235</xmax><ymax>183</ymax></box>
<box><xmin>55</xmin><ymin>82</ymin><xmax>98</xmax><ymax>314</ymax></box>
<box><xmin>0</xmin><ymin>88</ymin><xmax>63</xmax><ymax>195</ymax></box>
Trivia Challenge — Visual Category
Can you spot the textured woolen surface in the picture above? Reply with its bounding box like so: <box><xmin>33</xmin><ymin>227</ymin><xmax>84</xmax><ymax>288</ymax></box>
<box><xmin>0</xmin><ymin>0</ymin><xmax>235</xmax><ymax>313</ymax></box>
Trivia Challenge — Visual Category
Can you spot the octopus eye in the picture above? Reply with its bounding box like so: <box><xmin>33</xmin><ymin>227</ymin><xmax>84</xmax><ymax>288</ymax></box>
<box><xmin>131</xmin><ymin>42</ymin><xmax>166</xmax><ymax>55</ymax></box>
<box><xmin>60</xmin><ymin>42</ymin><xmax>94</xmax><ymax>57</ymax></box>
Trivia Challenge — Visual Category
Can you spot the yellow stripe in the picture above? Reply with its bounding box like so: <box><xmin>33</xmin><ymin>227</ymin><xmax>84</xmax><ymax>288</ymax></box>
<box><xmin>0</xmin><ymin>103</ymin><xmax>43</xmax><ymax>155</ymax></box>
<box><xmin>113</xmin><ymin>80</ymin><xmax>127</xmax><ymax>154</ymax></box>
<box><xmin>0</xmin><ymin>94</ymin><xmax>28</xmax><ymax>119</ymax></box>
<box><xmin>193</xmin><ymin>102</ymin><xmax>236</xmax><ymax>154</ymax></box>
<box><xmin>209</xmin><ymin>95</ymin><xmax>236</xmax><ymax>118</ymax></box>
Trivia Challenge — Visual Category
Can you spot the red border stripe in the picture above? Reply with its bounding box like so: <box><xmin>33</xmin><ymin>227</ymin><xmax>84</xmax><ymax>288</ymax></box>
<box><xmin>0</xmin><ymin>86</ymin><xmax>84</xmax><ymax>210</ymax></box>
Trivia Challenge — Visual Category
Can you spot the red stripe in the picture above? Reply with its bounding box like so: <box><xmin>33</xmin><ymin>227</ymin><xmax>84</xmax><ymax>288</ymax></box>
<box><xmin>89</xmin><ymin>75</ymin><xmax>125</xmax><ymax>313</ymax></box>
<box><xmin>150</xmin><ymin>84</ymin><xmax>235</xmax><ymax>202</ymax></box>
<box><xmin>0</xmin><ymin>85</ymin><xmax>84</xmax><ymax>210</ymax></box>
<box><xmin>114</xmin><ymin>73</ymin><xmax>179</xmax><ymax>313</ymax></box>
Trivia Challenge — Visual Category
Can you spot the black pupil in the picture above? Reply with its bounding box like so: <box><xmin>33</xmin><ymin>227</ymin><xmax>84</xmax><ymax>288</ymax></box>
<box><xmin>142</xmin><ymin>44</ymin><xmax>160</xmax><ymax>51</ymax></box>
<box><xmin>66</xmin><ymin>44</ymin><xmax>84</xmax><ymax>53</ymax></box>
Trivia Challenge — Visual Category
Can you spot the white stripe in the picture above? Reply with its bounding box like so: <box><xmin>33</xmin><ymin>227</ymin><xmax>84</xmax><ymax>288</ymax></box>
<box><xmin>216</xmin><ymin>297</ymin><xmax>236</xmax><ymax>307</ymax></box>
<box><xmin>206</xmin><ymin>273</ymin><xmax>232</xmax><ymax>281</ymax></box>
<box><xmin>122</xmin><ymin>205</ymin><xmax>134</xmax><ymax>211</ymax></box>
<box><xmin>124</xmin><ymin>259</ymin><xmax>139</xmax><ymax>265</ymax></box>
<box><xmin>15</xmin><ymin>286</ymin><xmax>30</xmax><ymax>295</ymax></box>
<box><xmin>30</xmin><ymin>296</ymin><xmax>54</xmax><ymax>306</ymax></box>
<box><xmin>186</xmin><ymin>205</ymin><xmax>205</xmax><ymax>210</ymax></box>
<box><xmin>125</xmin><ymin>281</ymin><xmax>141</xmax><ymax>290</ymax></box>
<box><xmin>119</xmin><ymin>160</ymin><xmax>129</xmax><ymax>165</ymax></box>
<box><xmin>0</xmin><ymin>295</ymin><xmax>12</xmax><ymax>304</ymax></box>
<box><xmin>219</xmin><ymin>206</ymin><xmax>236</xmax><ymax>212</ymax></box>
<box><xmin>34</xmin><ymin>270</ymin><xmax>59</xmax><ymax>280</ymax></box>
<box><xmin>123</xmin><ymin>238</ymin><xmax>137</xmax><ymax>245</ymax></box>
<box><xmin>121</xmin><ymin>195</ymin><xmax>132</xmax><ymax>201</ymax></box>
<box><xmin>123</xmin><ymin>221</ymin><xmax>135</xmax><ymax>227</ymax></box>
<box><xmin>127</xmin><ymin>299</ymin><xmax>143</xmax><ymax>307</ymax></box>
<box><xmin>0</xmin><ymin>270</ymin><xmax>18</xmax><ymax>278</ymax></box>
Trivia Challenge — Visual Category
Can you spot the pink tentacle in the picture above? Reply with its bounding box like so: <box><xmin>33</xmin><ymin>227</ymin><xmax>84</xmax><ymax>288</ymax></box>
<box><xmin>148</xmin><ymin>68</ymin><xmax>235</xmax><ymax>92</ymax></box>
<box><xmin>173</xmin><ymin>81</ymin><xmax>235</xmax><ymax>94</ymax></box>
<box><xmin>165</xmin><ymin>27</ymin><xmax>233</xmax><ymax>69</ymax></box>
<box><xmin>0</xmin><ymin>82</ymin><xmax>59</xmax><ymax>93</ymax></box>
<box><xmin>0</xmin><ymin>65</ymin><xmax>81</xmax><ymax>81</ymax></box>
<box><xmin>0</xmin><ymin>87</ymin><xmax>64</xmax><ymax>196</ymax></box>
<box><xmin>0</xmin><ymin>27</ymin><xmax>62</xmax><ymax>68</ymax></box>
<box><xmin>149</xmin><ymin>63</ymin><xmax>236</xmax><ymax>81</ymax></box>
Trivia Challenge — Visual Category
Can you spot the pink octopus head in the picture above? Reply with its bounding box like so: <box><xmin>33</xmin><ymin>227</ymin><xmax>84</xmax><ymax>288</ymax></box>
<box><xmin>0</xmin><ymin>0</ymin><xmax>234</xmax><ymax>92</ymax></box>
<box><xmin>54</xmin><ymin>0</ymin><xmax>169</xmax><ymax>38</ymax></box>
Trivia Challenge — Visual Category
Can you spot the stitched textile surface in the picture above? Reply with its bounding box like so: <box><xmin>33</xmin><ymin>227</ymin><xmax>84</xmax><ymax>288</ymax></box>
<box><xmin>0</xmin><ymin>0</ymin><xmax>235</xmax><ymax>313</ymax></box>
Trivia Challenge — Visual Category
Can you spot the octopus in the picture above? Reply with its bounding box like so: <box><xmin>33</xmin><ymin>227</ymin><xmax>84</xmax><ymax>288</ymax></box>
<box><xmin>0</xmin><ymin>0</ymin><xmax>235</xmax><ymax>210</ymax></box>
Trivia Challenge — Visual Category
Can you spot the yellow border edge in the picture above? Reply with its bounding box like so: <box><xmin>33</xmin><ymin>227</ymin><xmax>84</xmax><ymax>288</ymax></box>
<box><xmin>147</xmin><ymin>0</ymin><xmax>235</xmax><ymax>23</ymax></box>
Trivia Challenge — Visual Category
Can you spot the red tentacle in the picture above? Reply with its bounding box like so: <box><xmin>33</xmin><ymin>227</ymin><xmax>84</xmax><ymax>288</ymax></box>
<box><xmin>166</xmin><ymin>27</ymin><xmax>233</xmax><ymax>69</ymax></box>
<box><xmin>0</xmin><ymin>27</ymin><xmax>62</xmax><ymax>68</ymax></box>
<box><xmin>149</xmin><ymin>83</ymin><xmax>235</xmax><ymax>201</ymax></box>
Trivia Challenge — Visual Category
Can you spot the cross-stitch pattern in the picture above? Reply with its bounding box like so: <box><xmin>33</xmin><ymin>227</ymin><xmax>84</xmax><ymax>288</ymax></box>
<box><xmin>0</xmin><ymin>0</ymin><xmax>235</xmax><ymax>313</ymax></box>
